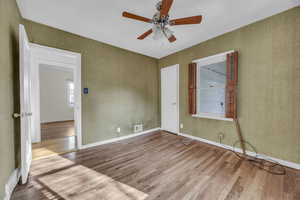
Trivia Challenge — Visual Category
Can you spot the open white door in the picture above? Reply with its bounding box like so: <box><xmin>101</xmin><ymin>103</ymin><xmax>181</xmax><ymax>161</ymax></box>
<box><xmin>161</xmin><ymin>64</ymin><xmax>179</xmax><ymax>134</ymax></box>
<box><xmin>19</xmin><ymin>24</ymin><xmax>32</xmax><ymax>184</ymax></box>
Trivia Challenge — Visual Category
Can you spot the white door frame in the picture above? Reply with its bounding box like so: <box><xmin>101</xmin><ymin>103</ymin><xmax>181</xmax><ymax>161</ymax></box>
<box><xmin>160</xmin><ymin>64</ymin><xmax>180</xmax><ymax>134</ymax></box>
<box><xmin>30</xmin><ymin>43</ymin><xmax>82</xmax><ymax>149</ymax></box>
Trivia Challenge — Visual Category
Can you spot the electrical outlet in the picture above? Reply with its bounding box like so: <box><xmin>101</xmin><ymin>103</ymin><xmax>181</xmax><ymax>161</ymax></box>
<box><xmin>117</xmin><ymin>127</ymin><xmax>121</xmax><ymax>133</ymax></box>
<box><xmin>134</xmin><ymin>124</ymin><xmax>143</xmax><ymax>133</ymax></box>
<box><xmin>218</xmin><ymin>132</ymin><xmax>224</xmax><ymax>143</ymax></box>
<box><xmin>180</xmin><ymin>123</ymin><xmax>183</xmax><ymax>129</ymax></box>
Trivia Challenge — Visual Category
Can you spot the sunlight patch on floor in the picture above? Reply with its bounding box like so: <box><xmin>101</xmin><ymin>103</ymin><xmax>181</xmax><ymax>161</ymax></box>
<box><xmin>31</xmin><ymin>156</ymin><xmax>75</xmax><ymax>176</ymax></box>
<box><xmin>38</xmin><ymin>164</ymin><xmax>148</xmax><ymax>200</ymax></box>
<box><xmin>32</xmin><ymin>136</ymin><xmax>75</xmax><ymax>159</ymax></box>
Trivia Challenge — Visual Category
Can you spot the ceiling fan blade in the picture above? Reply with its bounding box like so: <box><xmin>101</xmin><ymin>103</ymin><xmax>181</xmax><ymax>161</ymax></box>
<box><xmin>160</xmin><ymin>0</ymin><xmax>174</xmax><ymax>17</ymax></box>
<box><xmin>137</xmin><ymin>29</ymin><xmax>153</xmax><ymax>40</ymax></box>
<box><xmin>122</xmin><ymin>12</ymin><xmax>152</xmax><ymax>23</ymax></box>
<box><xmin>168</xmin><ymin>35</ymin><xmax>176</xmax><ymax>43</ymax></box>
<box><xmin>170</xmin><ymin>15</ymin><xmax>202</xmax><ymax>25</ymax></box>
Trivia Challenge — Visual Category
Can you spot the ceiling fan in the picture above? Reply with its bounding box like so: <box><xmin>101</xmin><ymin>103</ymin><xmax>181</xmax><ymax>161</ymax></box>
<box><xmin>122</xmin><ymin>0</ymin><xmax>202</xmax><ymax>43</ymax></box>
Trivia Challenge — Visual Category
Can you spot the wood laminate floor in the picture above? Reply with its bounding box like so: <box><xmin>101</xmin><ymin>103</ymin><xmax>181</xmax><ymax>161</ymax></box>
<box><xmin>41</xmin><ymin>121</ymin><xmax>75</xmax><ymax>140</ymax></box>
<box><xmin>13</xmin><ymin>131</ymin><xmax>300</xmax><ymax>200</ymax></box>
<box><xmin>32</xmin><ymin>121</ymin><xmax>76</xmax><ymax>159</ymax></box>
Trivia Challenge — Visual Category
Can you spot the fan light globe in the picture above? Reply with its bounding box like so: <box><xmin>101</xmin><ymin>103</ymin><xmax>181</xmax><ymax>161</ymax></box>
<box><xmin>153</xmin><ymin>25</ymin><xmax>164</xmax><ymax>40</ymax></box>
<box><xmin>163</xmin><ymin>27</ymin><xmax>174</xmax><ymax>38</ymax></box>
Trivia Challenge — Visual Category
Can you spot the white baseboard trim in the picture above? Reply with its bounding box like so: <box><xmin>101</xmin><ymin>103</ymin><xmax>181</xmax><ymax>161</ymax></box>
<box><xmin>80</xmin><ymin>127</ymin><xmax>161</xmax><ymax>149</ymax></box>
<box><xmin>178</xmin><ymin>133</ymin><xmax>300</xmax><ymax>171</ymax></box>
<box><xmin>4</xmin><ymin>168</ymin><xmax>20</xmax><ymax>200</ymax></box>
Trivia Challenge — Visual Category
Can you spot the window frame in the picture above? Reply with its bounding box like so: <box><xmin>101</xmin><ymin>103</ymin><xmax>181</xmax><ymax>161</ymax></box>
<box><xmin>192</xmin><ymin>50</ymin><xmax>234</xmax><ymax>121</ymax></box>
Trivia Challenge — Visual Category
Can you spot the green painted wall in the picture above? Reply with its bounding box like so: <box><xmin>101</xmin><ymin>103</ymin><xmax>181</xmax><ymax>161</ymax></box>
<box><xmin>159</xmin><ymin>6</ymin><xmax>300</xmax><ymax>164</ymax></box>
<box><xmin>0</xmin><ymin>0</ymin><xmax>21</xmax><ymax>198</ymax></box>
<box><xmin>23</xmin><ymin>20</ymin><xmax>160</xmax><ymax>145</ymax></box>
<box><xmin>1</xmin><ymin>1</ymin><xmax>299</xmax><ymax>198</ymax></box>
<box><xmin>0</xmin><ymin>1</ymin><xmax>159</xmax><ymax>197</ymax></box>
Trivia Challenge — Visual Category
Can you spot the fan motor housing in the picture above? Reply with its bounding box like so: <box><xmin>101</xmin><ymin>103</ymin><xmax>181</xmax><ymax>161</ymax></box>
<box><xmin>153</xmin><ymin>12</ymin><xmax>170</xmax><ymax>26</ymax></box>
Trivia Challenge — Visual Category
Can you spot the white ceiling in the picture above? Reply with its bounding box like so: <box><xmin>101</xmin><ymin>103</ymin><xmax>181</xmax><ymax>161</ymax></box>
<box><xmin>17</xmin><ymin>0</ymin><xmax>300</xmax><ymax>59</ymax></box>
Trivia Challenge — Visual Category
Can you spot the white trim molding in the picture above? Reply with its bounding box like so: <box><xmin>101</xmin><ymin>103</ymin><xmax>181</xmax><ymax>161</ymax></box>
<box><xmin>192</xmin><ymin>50</ymin><xmax>235</xmax><ymax>122</ymax></box>
<box><xmin>4</xmin><ymin>169</ymin><xmax>20</xmax><ymax>200</ymax></box>
<box><xmin>178</xmin><ymin>133</ymin><xmax>300</xmax><ymax>171</ymax></box>
<box><xmin>29</xmin><ymin>43</ymin><xmax>82</xmax><ymax>149</ymax></box>
<box><xmin>192</xmin><ymin>113</ymin><xmax>233</xmax><ymax>122</ymax></box>
<box><xmin>192</xmin><ymin>50</ymin><xmax>234</xmax><ymax>64</ymax></box>
<box><xmin>81</xmin><ymin>128</ymin><xmax>161</xmax><ymax>149</ymax></box>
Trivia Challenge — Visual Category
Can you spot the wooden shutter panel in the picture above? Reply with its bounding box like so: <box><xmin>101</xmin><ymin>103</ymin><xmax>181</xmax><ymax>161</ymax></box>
<box><xmin>188</xmin><ymin>63</ymin><xmax>197</xmax><ymax>115</ymax></box>
<box><xmin>225</xmin><ymin>52</ymin><xmax>238</xmax><ymax>119</ymax></box>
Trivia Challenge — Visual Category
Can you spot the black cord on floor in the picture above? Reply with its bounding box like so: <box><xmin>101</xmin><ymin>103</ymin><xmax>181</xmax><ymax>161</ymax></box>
<box><xmin>178</xmin><ymin>132</ymin><xmax>286</xmax><ymax>175</ymax></box>
<box><xmin>230</xmin><ymin>140</ymin><xmax>286</xmax><ymax>175</ymax></box>
<box><xmin>231</xmin><ymin>118</ymin><xmax>286</xmax><ymax>175</ymax></box>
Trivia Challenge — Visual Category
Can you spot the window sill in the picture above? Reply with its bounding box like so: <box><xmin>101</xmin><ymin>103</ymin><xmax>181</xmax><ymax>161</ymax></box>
<box><xmin>192</xmin><ymin>114</ymin><xmax>233</xmax><ymax>121</ymax></box>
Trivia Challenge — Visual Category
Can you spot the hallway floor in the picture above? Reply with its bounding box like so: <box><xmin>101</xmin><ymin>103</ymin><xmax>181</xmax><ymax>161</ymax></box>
<box><xmin>32</xmin><ymin>121</ymin><xmax>76</xmax><ymax>159</ymax></box>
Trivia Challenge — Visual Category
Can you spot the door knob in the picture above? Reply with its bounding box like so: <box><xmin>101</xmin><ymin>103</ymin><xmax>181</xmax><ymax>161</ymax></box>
<box><xmin>172</xmin><ymin>102</ymin><xmax>177</xmax><ymax>105</ymax></box>
<box><xmin>13</xmin><ymin>112</ymin><xmax>32</xmax><ymax>118</ymax></box>
<box><xmin>13</xmin><ymin>113</ymin><xmax>22</xmax><ymax>118</ymax></box>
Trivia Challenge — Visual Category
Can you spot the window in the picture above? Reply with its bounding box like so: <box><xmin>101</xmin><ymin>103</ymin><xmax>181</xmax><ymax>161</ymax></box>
<box><xmin>197</xmin><ymin>60</ymin><xmax>226</xmax><ymax>117</ymax></box>
<box><xmin>66</xmin><ymin>80</ymin><xmax>75</xmax><ymax>107</ymax></box>
<box><xmin>189</xmin><ymin>51</ymin><xmax>238</xmax><ymax>121</ymax></box>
